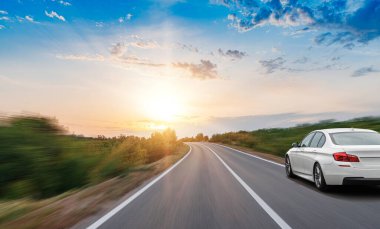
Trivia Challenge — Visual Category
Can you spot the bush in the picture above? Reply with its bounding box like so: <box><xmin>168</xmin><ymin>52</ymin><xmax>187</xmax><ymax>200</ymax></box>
<box><xmin>3</xmin><ymin>180</ymin><xmax>35</xmax><ymax>199</ymax></box>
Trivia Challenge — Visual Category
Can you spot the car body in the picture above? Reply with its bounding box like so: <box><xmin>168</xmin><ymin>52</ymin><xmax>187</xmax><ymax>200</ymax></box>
<box><xmin>285</xmin><ymin>128</ymin><xmax>380</xmax><ymax>190</ymax></box>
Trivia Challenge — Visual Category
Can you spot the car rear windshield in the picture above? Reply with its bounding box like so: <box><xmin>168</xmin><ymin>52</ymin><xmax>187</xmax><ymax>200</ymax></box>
<box><xmin>330</xmin><ymin>132</ymin><xmax>380</xmax><ymax>145</ymax></box>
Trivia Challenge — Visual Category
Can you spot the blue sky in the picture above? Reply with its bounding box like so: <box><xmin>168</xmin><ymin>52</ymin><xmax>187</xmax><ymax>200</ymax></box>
<box><xmin>1</xmin><ymin>0</ymin><xmax>380</xmax><ymax>137</ymax></box>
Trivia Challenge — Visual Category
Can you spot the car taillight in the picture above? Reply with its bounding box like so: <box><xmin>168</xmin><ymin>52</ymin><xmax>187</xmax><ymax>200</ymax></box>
<box><xmin>333</xmin><ymin>152</ymin><xmax>360</xmax><ymax>162</ymax></box>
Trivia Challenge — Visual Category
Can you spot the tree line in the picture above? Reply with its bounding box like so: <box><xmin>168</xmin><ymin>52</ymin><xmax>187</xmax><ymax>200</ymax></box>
<box><xmin>180</xmin><ymin>133</ymin><xmax>209</xmax><ymax>142</ymax></box>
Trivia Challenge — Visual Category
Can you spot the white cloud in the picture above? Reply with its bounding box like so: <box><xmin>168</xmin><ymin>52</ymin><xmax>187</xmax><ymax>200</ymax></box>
<box><xmin>107</xmin><ymin>41</ymin><xmax>166</xmax><ymax>68</ymax></box>
<box><xmin>115</xmin><ymin>55</ymin><xmax>165</xmax><ymax>67</ymax></box>
<box><xmin>227</xmin><ymin>14</ymin><xmax>236</xmax><ymax>20</ymax></box>
<box><xmin>109</xmin><ymin>37</ymin><xmax>160</xmax><ymax>56</ymax></box>
<box><xmin>56</xmin><ymin>51</ymin><xmax>165</xmax><ymax>70</ymax></box>
<box><xmin>129</xmin><ymin>40</ymin><xmax>158</xmax><ymax>49</ymax></box>
<box><xmin>25</xmin><ymin>15</ymin><xmax>36</xmax><ymax>23</ymax></box>
<box><xmin>0</xmin><ymin>16</ymin><xmax>9</xmax><ymax>21</ymax></box>
<box><xmin>52</xmin><ymin>0</ymin><xmax>71</xmax><ymax>6</ymax></box>
<box><xmin>173</xmin><ymin>60</ymin><xmax>219</xmax><ymax>80</ymax></box>
<box><xmin>0</xmin><ymin>10</ymin><xmax>7</xmax><ymax>15</ymax></box>
<box><xmin>129</xmin><ymin>36</ymin><xmax>161</xmax><ymax>49</ymax></box>
<box><xmin>59</xmin><ymin>0</ymin><xmax>71</xmax><ymax>6</ymax></box>
<box><xmin>45</xmin><ymin>10</ymin><xmax>66</xmax><ymax>22</ymax></box>
<box><xmin>56</xmin><ymin>54</ymin><xmax>105</xmax><ymax>61</ymax></box>
<box><xmin>16</xmin><ymin>16</ymin><xmax>24</xmax><ymax>22</ymax></box>
<box><xmin>118</xmin><ymin>13</ymin><xmax>133</xmax><ymax>23</ymax></box>
<box><xmin>0</xmin><ymin>25</ymin><xmax>5</xmax><ymax>30</ymax></box>
<box><xmin>268</xmin><ymin>9</ymin><xmax>315</xmax><ymax>27</ymax></box>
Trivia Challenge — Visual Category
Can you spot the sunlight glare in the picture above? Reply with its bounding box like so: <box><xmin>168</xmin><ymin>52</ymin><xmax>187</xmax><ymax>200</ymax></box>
<box><xmin>143</xmin><ymin>94</ymin><xmax>183</xmax><ymax>122</ymax></box>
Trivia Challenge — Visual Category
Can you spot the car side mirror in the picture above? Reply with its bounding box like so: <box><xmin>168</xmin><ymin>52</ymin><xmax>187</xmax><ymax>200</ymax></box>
<box><xmin>292</xmin><ymin>142</ymin><xmax>299</xmax><ymax>148</ymax></box>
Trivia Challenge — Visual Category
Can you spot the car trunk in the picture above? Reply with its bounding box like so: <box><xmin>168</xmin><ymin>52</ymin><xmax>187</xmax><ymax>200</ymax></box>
<box><xmin>343</xmin><ymin>145</ymin><xmax>380</xmax><ymax>169</ymax></box>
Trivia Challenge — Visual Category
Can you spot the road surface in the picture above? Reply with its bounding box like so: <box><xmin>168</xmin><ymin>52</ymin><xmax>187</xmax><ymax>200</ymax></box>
<box><xmin>86</xmin><ymin>143</ymin><xmax>380</xmax><ymax>229</ymax></box>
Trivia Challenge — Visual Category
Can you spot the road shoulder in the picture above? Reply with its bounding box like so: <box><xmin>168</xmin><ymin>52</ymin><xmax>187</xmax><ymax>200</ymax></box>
<box><xmin>213</xmin><ymin>143</ymin><xmax>284</xmax><ymax>165</ymax></box>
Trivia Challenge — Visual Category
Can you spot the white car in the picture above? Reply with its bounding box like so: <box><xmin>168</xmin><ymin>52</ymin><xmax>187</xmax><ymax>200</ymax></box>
<box><xmin>285</xmin><ymin>128</ymin><xmax>380</xmax><ymax>191</ymax></box>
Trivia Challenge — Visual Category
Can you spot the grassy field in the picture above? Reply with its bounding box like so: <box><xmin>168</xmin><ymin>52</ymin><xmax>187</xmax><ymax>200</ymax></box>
<box><xmin>210</xmin><ymin>117</ymin><xmax>380</xmax><ymax>157</ymax></box>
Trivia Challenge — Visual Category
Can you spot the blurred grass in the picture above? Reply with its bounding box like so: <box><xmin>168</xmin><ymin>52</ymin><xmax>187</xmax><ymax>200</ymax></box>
<box><xmin>0</xmin><ymin>115</ymin><xmax>189</xmax><ymax>227</ymax></box>
<box><xmin>0</xmin><ymin>194</ymin><xmax>68</xmax><ymax>224</ymax></box>
<box><xmin>0</xmin><ymin>144</ymin><xmax>189</xmax><ymax>229</ymax></box>
<box><xmin>0</xmin><ymin>115</ymin><xmax>182</xmax><ymax>200</ymax></box>
<box><xmin>210</xmin><ymin>117</ymin><xmax>380</xmax><ymax>157</ymax></box>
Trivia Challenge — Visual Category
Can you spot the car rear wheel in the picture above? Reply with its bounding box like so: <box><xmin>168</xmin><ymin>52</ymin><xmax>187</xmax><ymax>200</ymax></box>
<box><xmin>285</xmin><ymin>156</ymin><xmax>295</xmax><ymax>178</ymax></box>
<box><xmin>314</xmin><ymin>163</ymin><xmax>328</xmax><ymax>191</ymax></box>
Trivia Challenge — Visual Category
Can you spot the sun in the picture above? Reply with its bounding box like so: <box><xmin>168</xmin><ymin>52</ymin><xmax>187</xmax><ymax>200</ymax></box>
<box><xmin>143</xmin><ymin>94</ymin><xmax>183</xmax><ymax>122</ymax></box>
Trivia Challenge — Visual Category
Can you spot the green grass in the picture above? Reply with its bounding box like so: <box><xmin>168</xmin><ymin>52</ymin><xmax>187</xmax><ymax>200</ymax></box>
<box><xmin>210</xmin><ymin>117</ymin><xmax>380</xmax><ymax>157</ymax></box>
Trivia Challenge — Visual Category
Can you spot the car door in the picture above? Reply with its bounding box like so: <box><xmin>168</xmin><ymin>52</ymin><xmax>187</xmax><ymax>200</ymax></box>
<box><xmin>301</xmin><ymin>132</ymin><xmax>324</xmax><ymax>175</ymax></box>
<box><xmin>289</xmin><ymin>147</ymin><xmax>302</xmax><ymax>173</ymax></box>
<box><xmin>293</xmin><ymin>132</ymin><xmax>315</xmax><ymax>173</ymax></box>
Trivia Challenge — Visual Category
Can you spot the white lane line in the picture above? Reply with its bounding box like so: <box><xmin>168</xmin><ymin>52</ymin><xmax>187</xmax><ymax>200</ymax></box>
<box><xmin>213</xmin><ymin>143</ymin><xmax>285</xmax><ymax>167</ymax></box>
<box><xmin>204</xmin><ymin>145</ymin><xmax>292</xmax><ymax>229</ymax></box>
<box><xmin>87</xmin><ymin>145</ymin><xmax>192</xmax><ymax>229</ymax></box>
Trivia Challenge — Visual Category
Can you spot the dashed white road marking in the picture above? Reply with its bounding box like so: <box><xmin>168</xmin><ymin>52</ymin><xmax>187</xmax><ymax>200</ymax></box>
<box><xmin>204</xmin><ymin>144</ymin><xmax>292</xmax><ymax>229</ymax></box>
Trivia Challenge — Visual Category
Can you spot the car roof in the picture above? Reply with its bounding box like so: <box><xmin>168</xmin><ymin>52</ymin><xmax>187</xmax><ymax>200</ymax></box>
<box><xmin>316</xmin><ymin>128</ymin><xmax>376</xmax><ymax>134</ymax></box>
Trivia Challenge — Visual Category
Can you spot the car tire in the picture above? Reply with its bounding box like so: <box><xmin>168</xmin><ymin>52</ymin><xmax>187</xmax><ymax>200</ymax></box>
<box><xmin>285</xmin><ymin>156</ymin><xmax>295</xmax><ymax>178</ymax></box>
<box><xmin>314</xmin><ymin>163</ymin><xmax>328</xmax><ymax>191</ymax></box>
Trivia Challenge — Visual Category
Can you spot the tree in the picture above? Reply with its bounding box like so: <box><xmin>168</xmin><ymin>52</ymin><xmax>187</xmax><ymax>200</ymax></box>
<box><xmin>195</xmin><ymin>133</ymin><xmax>204</xmax><ymax>142</ymax></box>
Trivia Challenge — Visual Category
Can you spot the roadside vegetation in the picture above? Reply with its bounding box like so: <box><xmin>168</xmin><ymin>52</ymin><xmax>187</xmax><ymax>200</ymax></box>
<box><xmin>180</xmin><ymin>133</ymin><xmax>209</xmax><ymax>142</ymax></box>
<box><xmin>210</xmin><ymin>117</ymin><xmax>380</xmax><ymax>157</ymax></box>
<box><xmin>0</xmin><ymin>115</ymin><xmax>188</xmax><ymax>227</ymax></box>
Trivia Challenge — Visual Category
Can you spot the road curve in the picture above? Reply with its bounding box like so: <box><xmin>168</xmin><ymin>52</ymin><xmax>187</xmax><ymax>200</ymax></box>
<box><xmin>86</xmin><ymin>142</ymin><xmax>380</xmax><ymax>229</ymax></box>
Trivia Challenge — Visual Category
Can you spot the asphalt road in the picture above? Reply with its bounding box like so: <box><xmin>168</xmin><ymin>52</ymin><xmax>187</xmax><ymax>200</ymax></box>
<box><xmin>86</xmin><ymin>142</ymin><xmax>380</xmax><ymax>229</ymax></box>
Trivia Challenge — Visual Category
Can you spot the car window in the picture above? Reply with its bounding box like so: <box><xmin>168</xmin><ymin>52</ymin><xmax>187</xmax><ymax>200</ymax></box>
<box><xmin>317</xmin><ymin>134</ymin><xmax>326</xmax><ymax>147</ymax></box>
<box><xmin>310</xmin><ymin>132</ymin><xmax>323</xmax><ymax>148</ymax></box>
<box><xmin>301</xmin><ymin>132</ymin><xmax>315</xmax><ymax>147</ymax></box>
<box><xmin>330</xmin><ymin>132</ymin><xmax>380</xmax><ymax>145</ymax></box>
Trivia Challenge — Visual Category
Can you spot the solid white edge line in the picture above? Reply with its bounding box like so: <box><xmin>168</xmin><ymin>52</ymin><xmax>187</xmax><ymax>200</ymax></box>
<box><xmin>203</xmin><ymin>144</ymin><xmax>292</xmax><ymax>229</ymax></box>
<box><xmin>213</xmin><ymin>143</ymin><xmax>285</xmax><ymax>167</ymax></box>
<box><xmin>87</xmin><ymin>145</ymin><xmax>192</xmax><ymax>229</ymax></box>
